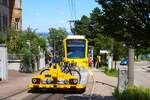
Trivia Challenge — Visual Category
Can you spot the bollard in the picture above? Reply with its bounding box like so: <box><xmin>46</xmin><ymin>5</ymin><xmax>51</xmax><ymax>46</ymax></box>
<box><xmin>118</xmin><ymin>66</ymin><xmax>128</xmax><ymax>93</ymax></box>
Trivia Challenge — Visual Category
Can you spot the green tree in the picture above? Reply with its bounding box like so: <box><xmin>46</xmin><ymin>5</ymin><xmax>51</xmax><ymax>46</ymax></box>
<box><xmin>75</xmin><ymin>15</ymin><xmax>90</xmax><ymax>36</ymax></box>
<box><xmin>75</xmin><ymin>14</ymin><xmax>126</xmax><ymax>62</ymax></box>
<box><xmin>6</xmin><ymin>28</ymin><xmax>20</xmax><ymax>53</ymax></box>
<box><xmin>75</xmin><ymin>15</ymin><xmax>96</xmax><ymax>45</ymax></box>
<box><xmin>2</xmin><ymin>27</ymin><xmax>46</xmax><ymax>72</ymax></box>
<box><xmin>23</xmin><ymin>27</ymin><xmax>46</xmax><ymax>72</ymax></box>
<box><xmin>48</xmin><ymin>27</ymin><xmax>67</xmax><ymax>57</ymax></box>
<box><xmin>0</xmin><ymin>32</ymin><xmax>6</xmax><ymax>44</ymax></box>
<box><xmin>94</xmin><ymin>0</ymin><xmax>150</xmax><ymax>85</ymax></box>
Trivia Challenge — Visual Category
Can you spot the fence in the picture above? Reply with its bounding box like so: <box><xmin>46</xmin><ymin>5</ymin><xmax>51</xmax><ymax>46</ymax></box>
<box><xmin>8</xmin><ymin>54</ymin><xmax>23</xmax><ymax>61</ymax></box>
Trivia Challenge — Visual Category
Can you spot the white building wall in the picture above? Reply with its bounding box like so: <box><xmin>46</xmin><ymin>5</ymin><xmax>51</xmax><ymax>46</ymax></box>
<box><xmin>39</xmin><ymin>49</ymin><xmax>45</xmax><ymax>70</ymax></box>
<box><xmin>0</xmin><ymin>44</ymin><xmax>8</xmax><ymax>81</ymax></box>
<box><xmin>8</xmin><ymin>61</ymin><xmax>21</xmax><ymax>71</ymax></box>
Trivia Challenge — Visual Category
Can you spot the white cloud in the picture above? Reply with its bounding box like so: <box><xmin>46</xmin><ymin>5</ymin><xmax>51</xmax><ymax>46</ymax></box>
<box><xmin>59</xmin><ymin>20</ymin><xmax>66</xmax><ymax>24</ymax></box>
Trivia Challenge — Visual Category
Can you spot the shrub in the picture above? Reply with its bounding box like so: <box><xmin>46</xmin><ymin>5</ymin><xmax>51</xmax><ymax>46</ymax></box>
<box><xmin>104</xmin><ymin>68</ymin><xmax>118</xmax><ymax>77</ymax></box>
<box><xmin>113</xmin><ymin>86</ymin><xmax>150</xmax><ymax>100</ymax></box>
<box><xmin>100</xmin><ymin>66</ymin><xmax>118</xmax><ymax>77</ymax></box>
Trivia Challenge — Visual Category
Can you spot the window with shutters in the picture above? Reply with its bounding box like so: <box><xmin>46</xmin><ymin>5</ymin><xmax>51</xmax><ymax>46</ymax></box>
<box><xmin>3</xmin><ymin>15</ymin><xmax>8</xmax><ymax>28</ymax></box>
<box><xmin>0</xmin><ymin>0</ymin><xmax>2</xmax><ymax>5</ymax></box>
<box><xmin>15</xmin><ymin>18</ymin><xmax>20</xmax><ymax>31</ymax></box>
<box><xmin>15</xmin><ymin>0</ymin><xmax>21</xmax><ymax>8</ymax></box>
<box><xmin>2</xmin><ymin>0</ymin><xmax>8</xmax><ymax>6</ymax></box>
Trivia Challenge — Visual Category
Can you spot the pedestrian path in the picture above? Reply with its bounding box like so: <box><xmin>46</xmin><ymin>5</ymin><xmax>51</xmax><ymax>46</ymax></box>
<box><xmin>90</xmin><ymin>68</ymin><xmax>117</xmax><ymax>100</ymax></box>
<box><xmin>0</xmin><ymin>70</ymin><xmax>39</xmax><ymax>98</ymax></box>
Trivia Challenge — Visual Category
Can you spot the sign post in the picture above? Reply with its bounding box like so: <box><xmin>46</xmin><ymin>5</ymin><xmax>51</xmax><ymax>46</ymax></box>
<box><xmin>118</xmin><ymin>66</ymin><xmax>128</xmax><ymax>92</ymax></box>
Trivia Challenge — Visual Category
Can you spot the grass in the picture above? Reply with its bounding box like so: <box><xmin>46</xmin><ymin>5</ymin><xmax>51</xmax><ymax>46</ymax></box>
<box><xmin>100</xmin><ymin>66</ymin><xmax>118</xmax><ymax>77</ymax></box>
<box><xmin>113</xmin><ymin>86</ymin><xmax>150</xmax><ymax>100</ymax></box>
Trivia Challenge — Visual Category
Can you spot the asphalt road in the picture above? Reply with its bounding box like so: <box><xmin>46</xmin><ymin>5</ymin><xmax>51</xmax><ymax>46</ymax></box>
<box><xmin>134</xmin><ymin>61</ymin><xmax>150</xmax><ymax>87</ymax></box>
<box><xmin>118</xmin><ymin>61</ymin><xmax>150</xmax><ymax>88</ymax></box>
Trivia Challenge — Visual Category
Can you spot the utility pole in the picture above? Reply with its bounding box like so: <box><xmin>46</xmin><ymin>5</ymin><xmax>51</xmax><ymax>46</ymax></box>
<box><xmin>69</xmin><ymin>20</ymin><xmax>77</xmax><ymax>35</ymax></box>
<box><xmin>53</xmin><ymin>39</ymin><xmax>55</xmax><ymax>58</ymax></box>
<box><xmin>27</xmin><ymin>40</ymin><xmax>32</xmax><ymax>72</ymax></box>
<box><xmin>128</xmin><ymin>47</ymin><xmax>134</xmax><ymax>85</ymax></box>
<box><xmin>111</xmin><ymin>38</ymin><xmax>114</xmax><ymax>69</ymax></box>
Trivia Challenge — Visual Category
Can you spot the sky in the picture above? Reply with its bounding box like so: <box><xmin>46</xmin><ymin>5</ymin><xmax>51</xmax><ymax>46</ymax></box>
<box><xmin>22</xmin><ymin>0</ymin><xmax>98</xmax><ymax>33</ymax></box>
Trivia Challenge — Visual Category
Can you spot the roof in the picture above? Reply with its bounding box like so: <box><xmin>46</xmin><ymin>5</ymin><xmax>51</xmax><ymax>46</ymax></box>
<box><xmin>67</xmin><ymin>35</ymin><xmax>85</xmax><ymax>39</ymax></box>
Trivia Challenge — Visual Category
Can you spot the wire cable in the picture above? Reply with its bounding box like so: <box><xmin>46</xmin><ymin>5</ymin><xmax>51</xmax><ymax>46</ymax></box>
<box><xmin>68</xmin><ymin>0</ymin><xmax>77</xmax><ymax>20</ymax></box>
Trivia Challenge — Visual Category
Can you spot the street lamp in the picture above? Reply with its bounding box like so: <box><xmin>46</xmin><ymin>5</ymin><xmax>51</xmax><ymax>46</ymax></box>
<box><xmin>53</xmin><ymin>39</ymin><xmax>55</xmax><ymax>58</ymax></box>
<box><xmin>26</xmin><ymin>40</ymin><xmax>32</xmax><ymax>72</ymax></box>
<box><xmin>53</xmin><ymin>35</ymin><xmax>59</xmax><ymax>57</ymax></box>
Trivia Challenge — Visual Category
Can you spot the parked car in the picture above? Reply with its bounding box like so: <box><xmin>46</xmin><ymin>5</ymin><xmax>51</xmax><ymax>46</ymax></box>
<box><xmin>147</xmin><ymin>54</ymin><xmax>150</xmax><ymax>58</ymax></box>
<box><xmin>120</xmin><ymin>58</ymin><xmax>128</xmax><ymax>65</ymax></box>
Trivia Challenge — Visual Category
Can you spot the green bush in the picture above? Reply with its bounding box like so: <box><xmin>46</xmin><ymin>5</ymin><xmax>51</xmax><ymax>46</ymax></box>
<box><xmin>104</xmin><ymin>69</ymin><xmax>118</xmax><ymax>77</ymax></box>
<box><xmin>113</xmin><ymin>86</ymin><xmax>150</xmax><ymax>100</ymax></box>
<box><xmin>100</xmin><ymin>66</ymin><xmax>118</xmax><ymax>77</ymax></box>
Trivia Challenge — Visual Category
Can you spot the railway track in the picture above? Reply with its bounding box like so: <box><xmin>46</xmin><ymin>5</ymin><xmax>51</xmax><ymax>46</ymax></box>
<box><xmin>0</xmin><ymin>89</ymin><xmax>28</xmax><ymax>100</ymax></box>
<box><xmin>0</xmin><ymin>89</ymin><xmax>65</xmax><ymax>100</ymax></box>
<box><xmin>0</xmin><ymin>81</ymin><xmax>94</xmax><ymax>100</ymax></box>
<box><xmin>0</xmin><ymin>71</ymin><xmax>95</xmax><ymax>100</ymax></box>
<box><xmin>22</xmin><ymin>93</ymin><xmax>65</xmax><ymax>100</ymax></box>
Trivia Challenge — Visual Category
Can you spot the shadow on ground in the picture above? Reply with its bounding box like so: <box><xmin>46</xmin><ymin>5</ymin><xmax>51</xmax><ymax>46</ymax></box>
<box><xmin>96</xmin><ymin>81</ymin><xmax>116</xmax><ymax>88</ymax></box>
<box><xmin>28</xmin><ymin>90</ymin><xmax>115</xmax><ymax>100</ymax></box>
<box><xmin>64</xmin><ymin>94</ymin><xmax>115</xmax><ymax>100</ymax></box>
<box><xmin>28</xmin><ymin>88</ymin><xmax>85</xmax><ymax>94</ymax></box>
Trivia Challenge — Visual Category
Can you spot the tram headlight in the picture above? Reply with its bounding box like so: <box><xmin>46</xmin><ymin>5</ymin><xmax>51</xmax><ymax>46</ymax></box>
<box><xmin>69</xmin><ymin>79</ymin><xmax>78</xmax><ymax>84</ymax></box>
<box><xmin>32</xmin><ymin>78</ymin><xmax>40</xmax><ymax>84</ymax></box>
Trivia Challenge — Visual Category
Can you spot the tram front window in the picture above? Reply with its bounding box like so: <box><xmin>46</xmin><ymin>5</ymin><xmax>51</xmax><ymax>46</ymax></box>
<box><xmin>67</xmin><ymin>40</ymin><xmax>85</xmax><ymax>58</ymax></box>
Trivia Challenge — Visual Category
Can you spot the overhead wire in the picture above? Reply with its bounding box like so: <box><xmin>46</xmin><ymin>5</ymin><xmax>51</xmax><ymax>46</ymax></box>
<box><xmin>74</xmin><ymin>0</ymin><xmax>77</xmax><ymax>19</ymax></box>
<box><xmin>68</xmin><ymin>0</ymin><xmax>77</xmax><ymax>34</ymax></box>
<box><xmin>71</xmin><ymin>0</ymin><xmax>75</xmax><ymax>20</ymax></box>
<box><xmin>68</xmin><ymin>0</ymin><xmax>76</xmax><ymax>20</ymax></box>
<box><xmin>73</xmin><ymin>0</ymin><xmax>77</xmax><ymax>19</ymax></box>
<box><xmin>68</xmin><ymin>0</ymin><xmax>72</xmax><ymax>20</ymax></box>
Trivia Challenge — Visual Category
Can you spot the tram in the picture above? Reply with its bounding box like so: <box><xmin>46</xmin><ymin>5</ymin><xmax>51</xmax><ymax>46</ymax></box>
<box><xmin>28</xmin><ymin>35</ymin><xmax>89</xmax><ymax>92</ymax></box>
<box><xmin>63</xmin><ymin>35</ymin><xmax>89</xmax><ymax>67</ymax></box>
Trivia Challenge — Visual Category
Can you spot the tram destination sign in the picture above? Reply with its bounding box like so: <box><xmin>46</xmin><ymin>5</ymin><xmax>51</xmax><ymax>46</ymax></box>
<box><xmin>67</xmin><ymin>39</ymin><xmax>85</xmax><ymax>44</ymax></box>
<box><xmin>67</xmin><ymin>39</ymin><xmax>85</xmax><ymax>47</ymax></box>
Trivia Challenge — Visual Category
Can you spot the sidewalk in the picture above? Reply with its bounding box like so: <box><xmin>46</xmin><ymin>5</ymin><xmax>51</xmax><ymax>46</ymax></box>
<box><xmin>91</xmin><ymin>68</ymin><xmax>117</xmax><ymax>100</ymax></box>
<box><xmin>0</xmin><ymin>70</ymin><xmax>39</xmax><ymax>98</ymax></box>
